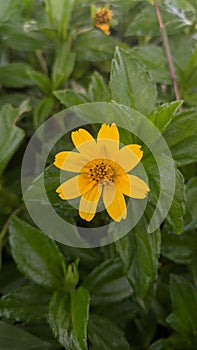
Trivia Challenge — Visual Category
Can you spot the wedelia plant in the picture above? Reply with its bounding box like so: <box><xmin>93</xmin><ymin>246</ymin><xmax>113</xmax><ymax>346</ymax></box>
<box><xmin>0</xmin><ymin>1</ymin><xmax>196</xmax><ymax>349</ymax></box>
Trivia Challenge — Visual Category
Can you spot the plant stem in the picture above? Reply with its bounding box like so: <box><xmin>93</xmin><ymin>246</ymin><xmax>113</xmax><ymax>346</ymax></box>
<box><xmin>36</xmin><ymin>50</ymin><xmax>49</xmax><ymax>75</ymax></box>
<box><xmin>0</xmin><ymin>205</ymin><xmax>24</xmax><ymax>269</ymax></box>
<box><xmin>153</xmin><ymin>0</ymin><xmax>181</xmax><ymax>101</ymax></box>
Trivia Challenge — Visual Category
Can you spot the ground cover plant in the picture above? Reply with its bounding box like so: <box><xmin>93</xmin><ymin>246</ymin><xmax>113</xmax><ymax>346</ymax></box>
<box><xmin>0</xmin><ymin>0</ymin><xmax>197</xmax><ymax>349</ymax></box>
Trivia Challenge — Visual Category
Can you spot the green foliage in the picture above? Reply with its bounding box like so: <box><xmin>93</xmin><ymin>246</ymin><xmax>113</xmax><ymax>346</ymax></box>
<box><xmin>27</xmin><ymin>70</ymin><xmax>52</xmax><ymax>95</ymax></box>
<box><xmin>0</xmin><ymin>100</ymin><xmax>30</xmax><ymax>178</ymax></box>
<box><xmin>44</xmin><ymin>0</ymin><xmax>75</xmax><ymax>39</ymax></box>
<box><xmin>0</xmin><ymin>63</ymin><xmax>33</xmax><ymax>88</ymax></box>
<box><xmin>83</xmin><ymin>258</ymin><xmax>132</xmax><ymax>305</ymax></box>
<box><xmin>88</xmin><ymin>71</ymin><xmax>109</xmax><ymax>102</ymax></box>
<box><xmin>166</xmin><ymin>169</ymin><xmax>186</xmax><ymax>234</ymax></box>
<box><xmin>147</xmin><ymin>101</ymin><xmax>182</xmax><ymax>133</ymax></box>
<box><xmin>0</xmin><ymin>0</ymin><xmax>197</xmax><ymax>349</ymax></box>
<box><xmin>73</xmin><ymin>30</ymin><xmax>115</xmax><ymax>62</ymax></box>
<box><xmin>179</xmin><ymin>47</ymin><xmax>197</xmax><ymax>106</ymax></box>
<box><xmin>71</xmin><ymin>287</ymin><xmax>90</xmax><ymax>350</ymax></box>
<box><xmin>164</xmin><ymin>109</ymin><xmax>197</xmax><ymax>165</ymax></box>
<box><xmin>33</xmin><ymin>97</ymin><xmax>55</xmax><ymax>128</ymax></box>
<box><xmin>9</xmin><ymin>217</ymin><xmax>66</xmax><ymax>290</ymax></box>
<box><xmin>88</xmin><ymin>314</ymin><xmax>130</xmax><ymax>350</ymax></box>
<box><xmin>0</xmin><ymin>284</ymin><xmax>51</xmax><ymax>322</ymax></box>
<box><xmin>48</xmin><ymin>287</ymin><xmax>89</xmax><ymax>350</ymax></box>
<box><xmin>54</xmin><ymin>90</ymin><xmax>90</xmax><ymax>107</ymax></box>
<box><xmin>115</xmin><ymin>219</ymin><xmax>160</xmax><ymax>300</ymax></box>
<box><xmin>130</xmin><ymin>45</ymin><xmax>171</xmax><ymax>84</ymax></box>
<box><xmin>0</xmin><ymin>321</ymin><xmax>57</xmax><ymax>350</ymax></box>
<box><xmin>167</xmin><ymin>275</ymin><xmax>197</xmax><ymax>339</ymax></box>
<box><xmin>52</xmin><ymin>40</ymin><xmax>76</xmax><ymax>89</ymax></box>
<box><xmin>110</xmin><ymin>47</ymin><xmax>157</xmax><ymax>115</ymax></box>
<box><xmin>184</xmin><ymin>177</ymin><xmax>197</xmax><ymax>230</ymax></box>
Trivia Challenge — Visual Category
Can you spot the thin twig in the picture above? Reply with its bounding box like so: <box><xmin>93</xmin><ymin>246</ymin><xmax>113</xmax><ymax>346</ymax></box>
<box><xmin>0</xmin><ymin>205</ymin><xmax>24</xmax><ymax>269</ymax></box>
<box><xmin>153</xmin><ymin>0</ymin><xmax>181</xmax><ymax>102</ymax></box>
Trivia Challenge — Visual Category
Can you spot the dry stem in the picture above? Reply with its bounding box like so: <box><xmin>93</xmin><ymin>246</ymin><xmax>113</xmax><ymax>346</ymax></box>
<box><xmin>153</xmin><ymin>0</ymin><xmax>181</xmax><ymax>102</ymax></box>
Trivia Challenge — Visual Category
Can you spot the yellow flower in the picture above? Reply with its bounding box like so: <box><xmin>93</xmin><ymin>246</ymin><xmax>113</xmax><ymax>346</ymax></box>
<box><xmin>54</xmin><ymin>124</ymin><xmax>150</xmax><ymax>222</ymax></box>
<box><xmin>95</xmin><ymin>7</ymin><xmax>112</xmax><ymax>35</ymax></box>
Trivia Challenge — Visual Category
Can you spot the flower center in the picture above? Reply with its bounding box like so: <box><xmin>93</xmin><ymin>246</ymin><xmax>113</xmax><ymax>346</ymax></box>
<box><xmin>87</xmin><ymin>159</ymin><xmax>115</xmax><ymax>184</ymax></box>
<box><xmin>95</xmin><ymin>8</ymin><xmax>112</xmax><ymax>24</ymax></box>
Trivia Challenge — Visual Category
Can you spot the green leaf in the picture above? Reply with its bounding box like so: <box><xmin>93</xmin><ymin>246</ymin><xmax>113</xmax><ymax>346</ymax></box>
<box><xmin>148</xmin><ymin>101</ymin><xmax>183</xmax><ymax>133</ymax></box>
<box><xmin>179</xmin><ymin>46</ymin><xmax>197</xmax><ymax>96</ymax></box>
<box><xmin>146</xmin><ymin>155</ymin><xmax>185</xmax><ymax>235</ymax></box>
<box><xmin>149</xmin><ymin>338</ymin><xmax>172</xmax><ymax>350</ymax></box>
<box><xmin>73</xmin><ymin>30</ymin><xmax>115</xmax><ymax>62</ymax></box>
<box><xmin>33</xmin><ymin>97</ymin><xmax>54</xmax><ymax>128</ymax></box>
<box><xmin>125</xmin><ymin>4</ymin><xmax>160</xmax><ymax>36</ymax></box>
<box><xmin>184</xmin><ymin>177</ymin><xmax>197</xmax><ymax>231</ymax></box>
<box><xmin>23</xmin><ymin>165</ymin><xmax>78</xmax><ymax>224</ymax></box>
<box><xmin>125</xmin><ymin>2</ymin><xmax>187</xmax><ymax>37</ymax></box>
<box><xmin>83</xmin><ymin>258</ymin><xmax>132</xmax><ymax>305</ymax></box>
<box><xmin>0</xmin><ymin>0</ymin><xmax>22</xmax><ymax>20</ymax></box>
<box><xmin>166</xmin><ymin>169</ymin><xmax>185</xmax><ymax>234</ymax></box>
<box><xmin>45</xmin><ymin>0</ymin><xmax>75</xmax><ymax>38</ymax></box>
<box><xmin>0</xmin><ymin>92</ymin><xmax>29</xmax><ymax>109</ymax></box>
<box><xmin>52</xmin><ymin>40</ymin><xmax>76</xmax><ymax>89</ymax></box>
<box><xmin>49</xmin><ymin>287</ymin><xmax>90</xmax><ymax>350</ymax></box>
<box><xmin>0</xmin><ymin>321</ymin><xmax>54</xmax><ymax>350</ymax></box>
<box><xmin>168</xmin><ymin>333</ymin><xmax>197</xmax><ymax>350</ymax></box>
<box><xmin>169</xmin><ymin>33</ymin><xmax>193</xmax><ymax>70</ymax></box>
<box><xmin>54</xmin><ymin>89</ymin><xmax>89</xmax><ymax>107</ymax></box>
<box><xmin>60</xmin><ymin>244</ymin><xmax>101</xmax><ymax>266</ymax></box>
<box><xmin>25</xmin><ymin>165</ymin><xmax>67</xmax><ymax>201</ymax></box>
<box><xmin>179</xmin><ymin>52</ymin><xmax>197</xmax><ymax>106</ymax></box>
<box><xmin>93</xmin><ymin>299</ymin><xmax>138</xmax><ymax>325</ymax></box>
<box><xmin>131</xmin><ymin>45</ymin><xmax>171</xmax><ymax>84</ymax></box>
<box><xmin>0</xmin><ymin>100</ymin><xmax>30</xmax><ymax>178</ymax></box>
<box><xmin>71</xmin><ymin>287</ymin><xmax>90</xmax><ymax>350</ymax></box>
<box><xmin>110</xmin><ymin>47</ymin><xmax>157</xmax><ymax>115</ymax></box>
<box><xmin>166</xmin><ymin>274</ymin><xmax>197</xmax><ymax>336</ymax></box>
<box><xmin>0</xmin><ymin>284</ymin><xmax>51</xmax><ymax>322</ymax></box>
<box><xmin>161</xmin><ymin>228</ymin><xmax>196</xmax><ymax>264</ymax></box>
<box><xmin>116</xmin><ymin>217</ymin><xmax>160</xmax><ymax>299</ymax></box>
<box><xmin>27</xmin><ymin>70</ymin><xmax>52</xmax><ymax>95</ymax></box>
<box><xmin>0</xmin><ymin>63</ymin><xmax>33</xmax><ymax>88</ymax></box>
<box><xmin>164</xmin><ymin>108</ymin><xmax>197</xmax><ymax>166</ymax></box>
<box><xmin>190</xmin><ymin>258</ymin><xmax>197</xmax><ymax>290</ymax></box>
<box><xmin>88</xmin><ymin>314</ymin><xmax>130</xmax><ymax>350</ymax></box>
<box><xmin>48</xmin><ymin>291</ymin><xmax>73</xmax><ymax>349</ymax></box>
<box><xmin>0</xmin><ymin>263</ymin><xmax>24</xmax><ymax>295</ymax></box>
<box><xmin>88</xmin><ymin>71</ymin><xmax>109</xmax><ymax>102</ymax></box>
<box><xmin>0</xmin><ymin>23</ymin><xmax>49</xmax><ymax>51</ymax></box>
<box><xmin>9</xmin><ymin>216</ymin><xmax>66</xmax><ymax>290</ymax></box>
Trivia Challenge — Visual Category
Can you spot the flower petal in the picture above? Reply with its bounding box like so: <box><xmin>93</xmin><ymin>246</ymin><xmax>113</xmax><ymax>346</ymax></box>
<box><xmin>56</xmin><ymin>176</ymin><xmax>81</xmax><ymax>200</ymax></box>
<box><xmin>97</xmin><ymin>123</ymin><xmax>119</xmax><ymax>143</ymax></box>
<box><xmin>96</xmin><ymin>23</ymin><xmax>110</xmax><ymax>35</ymax></box>
<box><xmin>79</xmin><ymin>184</ymin><xmax>102</xmax><ymax>221</ymax></box>
<box><xmin>117</xmin><ymin>144</ymin><xmax>143</xmax><ymax>172</ymax></box>
<box><xmin>71</xmin><ymin>128</ymin><xmax>98</xmax><ymax>159</ymax></box>
<box><xmin>79</xmin><ymin>198</ymin><xmax>97</xmax><ymax>221</ymax></box>
<box><xmin>114</xmin><ymin>174</ymin><xmax>131</xmax><ymax>196</ymax></box>
<box><xmin>103</xmin><ymin>182</ymin><xmax>127</xmax><ymax>222</ymax></box>
<box><xmin>97</xmin><ymin>124</ymin><xmax>119</xmax><ymax>159</ymax></box>
<box><xmin>78</xmin><ymin>174</ymin><xmax>96</xmax><ymax>195</ymax></box>
<box><xmin>54</xmin><ymin>151</ymin><xmax>87</xmax><ymax>172</ymax></box>
<box><xmin>56</xmin><ymin>173</ymin><xmax>97</xmax><ymax>200</ymax></box>
<box><xmin>82</xmin><ymin>182</ymin><xmax>102</xmax><ymax>201</ymax></box>
<box><xmin>126</xmin><ymin>174</ymin><xmax>150</xmax><ymax>198</ymax></box>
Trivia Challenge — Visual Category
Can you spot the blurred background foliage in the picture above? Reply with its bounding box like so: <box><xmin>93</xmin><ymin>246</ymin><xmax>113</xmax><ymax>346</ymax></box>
<box><xmin>0</xmin><ymin>0</ymin><xmax>197</xmax><ymax>349</ymax></box>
